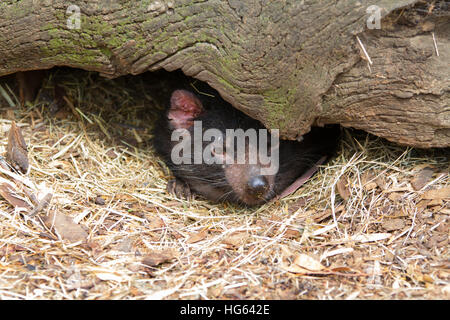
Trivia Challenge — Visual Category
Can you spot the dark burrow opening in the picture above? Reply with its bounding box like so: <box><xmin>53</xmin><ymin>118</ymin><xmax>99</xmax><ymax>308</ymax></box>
<box><xmin>0</xmin><ymin>68</ymin><xmax>448</xmax><ymax>207</ymax></box>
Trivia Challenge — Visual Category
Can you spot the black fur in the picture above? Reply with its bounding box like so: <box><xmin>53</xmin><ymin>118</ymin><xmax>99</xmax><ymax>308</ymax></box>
<box><xmin>153</xmin><ymin>90</ymin><xmax>340</xmax><ymax>205</ymax></box>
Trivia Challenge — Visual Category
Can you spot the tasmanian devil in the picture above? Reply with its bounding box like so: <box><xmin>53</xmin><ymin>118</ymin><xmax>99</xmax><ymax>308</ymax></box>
<box><xmin>153</xmin><ymin>89</ymin><xmax>339</xmax><ymax>206</ymax></box>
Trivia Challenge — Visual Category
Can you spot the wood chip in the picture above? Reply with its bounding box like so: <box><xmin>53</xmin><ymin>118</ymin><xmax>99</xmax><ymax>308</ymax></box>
<box><xmin>375</xmin><ymin>175</ymin><xmax>388</xmax><ymax>191</ymax></box>
<box><xmin>411</xmin><ymin>167</ymin><xmax>434</xmax><ymax>191</ymax></box>
<box><xmin>222</xmin><ymin>232</ymin><xmax>248</xmax><ymax>246</ymax></box>
<box><xmin>388</xmin><ymin>192</ymin><xmax>402</xmax><ymax>202</ymax></box>
<box><xmin>94</xmin><ymin>195</ymin><xmax>105</xmax><ymax>205</ymax></box>
<box><xmin>186</xmin><ymin>230</ymin><xmax>208</xmax><ymax>244</ymax></box>
<box><xmin>312</xmin><ymin>205</ymin><xmax>344</xmax><ymax>222</ymax></box>
<box><xmin>147</xmin><ymin>216</ymin><xmax>165</xmax><ymax>230</ymax></box>
<box><xmin>382</xmin><ymin>218</ymin><xmax>405</xmax><ymax>231</ymax></box>
<box><xmin>362</xmin><ymin>171</ymin><xmax>377</xmax><ymax>191</ymax></box>
<box><xmin>282</xmin><ymin>228</ymin><xmax>302</xmax><ymax>239</ymax></box>
<box><xmin>141</xmin><ymin>249</ymin><xmax>177</xmax><ymax>267</ymax></box>
<box><xmin>421</xmin><ymin>186</ymin><xmax>450</xmax><ymax>200</ymax></box>
<box><xmin>287</xmin><ymin>197</ymin><xmax>308</xmax><ymax>214</ymax></box>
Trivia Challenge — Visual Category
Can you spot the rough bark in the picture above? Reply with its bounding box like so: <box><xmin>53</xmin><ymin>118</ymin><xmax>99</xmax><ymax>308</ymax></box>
<box><xmin>0</xmin><ymin>0</ymin><xmax>448</xmax><ymax>147</ymax></box>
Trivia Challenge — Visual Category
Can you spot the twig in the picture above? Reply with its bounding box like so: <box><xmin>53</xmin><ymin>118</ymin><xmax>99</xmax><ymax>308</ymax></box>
<box><xmin>28</xmin><ymin>193</ymin><xmax>53</xmax><ymax>218</ymax></box>
<box><xmin>356</xmin><ymin>36</ymin><xmax>373</xmax><ymax>65</ymax></box>
<box><xmin>432</xmin><ymin>32</ymin><xmax>439</xmax><ymax>56</ymax></box>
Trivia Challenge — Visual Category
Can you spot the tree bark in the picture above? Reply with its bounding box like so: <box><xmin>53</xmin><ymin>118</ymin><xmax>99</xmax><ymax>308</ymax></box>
<box><xmin>0</xmin><ymin>0</ymin><xmax>448</xmax><ymax>147</ymax></box>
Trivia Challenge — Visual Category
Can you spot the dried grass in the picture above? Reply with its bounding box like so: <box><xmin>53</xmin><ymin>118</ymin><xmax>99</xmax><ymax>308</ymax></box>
<box><xmin>0</xmin><ymin>69</ymin><xmax>448</xmax><ymax>300</ymax></box>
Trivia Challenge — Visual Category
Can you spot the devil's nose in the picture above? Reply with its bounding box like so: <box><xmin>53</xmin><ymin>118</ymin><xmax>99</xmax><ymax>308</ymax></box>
<box><xmin>247</xmin><ymin>176</ymin><xmax>268</xmax><ymax>193</ymax></box>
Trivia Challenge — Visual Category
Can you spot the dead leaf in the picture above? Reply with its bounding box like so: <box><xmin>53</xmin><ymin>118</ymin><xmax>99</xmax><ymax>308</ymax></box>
<box><xmin>187</xmin><ymin>230</ymin><xmax>208</xmax><ymax>244</ymax></box>
<box><xmin>283</xmin><ymin>228</ymin><xmax>302</xmax><ymax>239</ymax></box>
<box><xmin>66</xmin><ymin>279</ymin><xmax>100</xmax><ymax>291</ymax></box>
<box><xmin>6</xmin><ymin>121</ymin><xmax>29</xmax><ymax>173</ymax></box>
<box><xmin>112</xmin><ymin>237</ymin><xmax>134</xmax><ymax>253</ymax></box>
<box><xmin>287</xmin><ymin>197</ymin><xmax>308</xmax><ymax>214</ymax></box>
<box><xmin>0</xmin><ymin>244</ymin><xmax>27</xmax><ymax>256</ymax></box>
<box><xmin>411</xmin><ymin>167</ymin><xmax>434</xmax><ymax>191</ymax></box>
<box><xmin>375</xmin><ymin>175</ymin><xmax>388</xmax><ymax>191</ymax></box>
<box><xmin>141</xmin><ymin>249</ymin><xmax>177</xmax><ymax>267</ymax></box>
<box><xmin>362</xmin><ymin>171</ymin><xmax>377</xmax><ymax>192</ymax></box>
<box><xmin>321</xmin><ymin>248</ymin><xmax>354</xmax><ymax>260</ymax></box>
<box><xmin>364</xmin><ymin>182</ymin><xmax>378</xmax><ymax>192</ymax></box>
<box><xmin>42</xmin><ymin>210</ymin><xmax>88</xmax><ymax>243</ymax></box>
<box><xmin>381</xmin><ymin>218</ymin><xmax>405</xmax><ymax>231</ymax></box>
<box><xmin>312</xmin><ymin>205</ymin><xmax>344</xmax><ymax>222</ymax></box>
<box><xmin>94</xmin><ymin>195</ymin><xmax>105</xmax><ymax>205</ymax></box>
<box><xmin>0</xmin><ymin>182</ymin><xmax>31</xmax><ymax>210</ymax></box>
<box><xmin>421</xmin><ymin>186</ymin><xmax>450</xmax><ymax>200</ymax></box>
<box><xmin>388</xmin><ymin>192</ymin><xmax>402</xmax><ymax>202</ymax></box>
<box><xmin>222</xmin><ymin>232</ymin><xmax>248</xmax><ymax>247</ymax></box>
<box><xmin>285</xmin><ymin>254</ymin><xmax>366</xmax><ymax>277</ymax></box>
<box><xmin>147</xmin><ymin>217</ymin><xmax>165</xmax><ymax>230</ymax></box>
<box><xmin>336</xmin><ymin>175</ymin><xmax>350</xmax><ymax>200</ymax></box>
<box><xmin>293</xmin><ymin>254</ymin><xmax>325</xmax><ymax>272</ymax></box>
<box><xmin>329</xmin><ymin>265</ymin><xmax>354</xmax><ymax>273</ymax></box>
<box><xmin>427</xmin><ymin>198</ymin><xmax>443</xmax><ymax>207</ymax></box>
<box><xmin>105</xmin><ymin>149</ymin><xmax>119</xmax><ymax>159</ymax></box>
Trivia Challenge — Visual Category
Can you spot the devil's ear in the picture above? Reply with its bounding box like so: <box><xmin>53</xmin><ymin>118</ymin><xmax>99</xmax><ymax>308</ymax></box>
<box><xmin>168</xmin><ymin>90</ymin><xmax>204</xmax><ymax>129</ymax></box>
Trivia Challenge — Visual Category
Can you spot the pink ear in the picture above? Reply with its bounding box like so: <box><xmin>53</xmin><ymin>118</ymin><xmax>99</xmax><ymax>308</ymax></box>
<box><xmin>168</xmin><ymin>90</ymin><xmax>204</xmax><ymax>129</ymax></box>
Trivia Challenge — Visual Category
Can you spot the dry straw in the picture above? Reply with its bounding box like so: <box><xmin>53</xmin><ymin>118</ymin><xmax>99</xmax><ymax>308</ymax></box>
<box><xmin>0</xmin><ymin>70</ymin><xmax>448</xmax><ymax>299</ymax></box>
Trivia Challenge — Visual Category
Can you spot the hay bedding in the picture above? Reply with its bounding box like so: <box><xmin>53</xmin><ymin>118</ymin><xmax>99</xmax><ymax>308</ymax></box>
<box><xmin>0</xmin><ymin>69</ymin><xmax>448</xmax><ymax>300</ymax></box>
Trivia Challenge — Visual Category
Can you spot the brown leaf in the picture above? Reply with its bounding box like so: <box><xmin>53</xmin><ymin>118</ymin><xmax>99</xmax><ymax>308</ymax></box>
<box><xmin>375</xmin><ymin>175</ymin><xmax>388</xmax><ymax>191</ymax></box>
<box><xmin>293</xmin><ymin>254</ymin><xmax>325</xmax><ymax>271</ymax></box>
<box><xmin>0</xmin><ymin>244</ymin><xmax>27</xmax><ymax>256</ymax></box>
<box><xmin>312</xmin><ymin>205</ymin><xmax>344</xmax><ymax>222</ymax></box>
<box><xmin>388</xmin><ymin>192</ymin><xmax>402</xmax><ymax>202</ymax></box>
<box><xmin>362</xmin><ymin>171</ymin><xmax>378</xmax><ymax>192</ymax></box>
<box><xmin>421</xmin><ymin>186</ymin><xmax>450</xmax><ymax>200</ymax></box>
<box><xmin>105</xmin><ymin>149</ymin><xmax>118</xmax><ymax>159</ymax></box>
<box><xmin>112</xmin><ymin>237</ymin><xmax>134</xmax><ymax>253</ymax></box>
<box><xmin>42</xmin><ymin>211</ymin><xmax>88</xmax><ymax>243</ymax></box>
<box><xmin>287</xmin><ymin>197</ymin><xmax>308</xmax><ymax>214</ymax></box>
<box><xmin>382</xmin><ymin>218</ymin><xmax>405</xmax><ymax>231</ymax></box>
<box><xmin>285</xmin><ymin>254</ymin><xmax>326</xmax><ymax>274</ymax></box>
<box><xmin>222</xmin><ymin>232</ymin><xmax>248</xmax><ymax>247</ymax></box>
<box><xmin>411</xmin><ymin>167</ymin><xmax>434</xmax><ymax>191</ymax></box>
<box><xmin>94</xmin><ymin>195</ymin><xmax>105</xmax><ymax>205</ymax></box>
<box><xmin>147</xmin><ymin>216</ymin><xmax>165</xmax><ymax>230</ymax></box>
<box><xmin>6</xmin><ymin>121</ymin><xmax>29</xmax><ymax>173</ymax></box>
<box><xmin>0</xmin><ymin>182</ymin><xmax>31</xmax><ymax>210</ymax></box>
<box><xmin>336</xmin><ymin>175</ymin><xmax>350</xmax><ymax>200</ymax></box>
<box><xmin>186</xmin><ymin>230</ymin><xmax>208</xmax><ymax>244</ymax></box>
<box><xmin>365</xmin><ymin>182</ymin><xmax>378</xmax><ymax>192</ymax></box>
<box><xmin>141</xmin><ymin>249</ymin><xmax>177</xmax><ymax>267</ymax></box>
<box><xmin>283</xmin><ymin>228</ymin><xmax>302</xmax><ymax>239</ymax></box>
